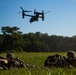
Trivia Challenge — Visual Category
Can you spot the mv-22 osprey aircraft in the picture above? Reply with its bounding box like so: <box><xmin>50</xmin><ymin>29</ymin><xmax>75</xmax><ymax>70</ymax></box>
<box><xmin>18</xmin><ymin>7</ymin><xmax>50</xmax><ymax>23</ymax></box>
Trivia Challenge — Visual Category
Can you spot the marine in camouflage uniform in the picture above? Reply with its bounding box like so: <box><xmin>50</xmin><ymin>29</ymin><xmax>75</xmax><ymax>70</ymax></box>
<box><xmin>0</xmin><ymin>53</ymin><xmax>26</xmax><ymax>70</ymax></box>
<box><xmin>0</xmin><ymin>56</ymin><xmax>8</xmax><ymax>70</ymax></box>
<box><xmin>44</xmin><ymin>52</ymin><xmax>75</xmax><ymax>68</ymax></box>
<box><xmin>44</xmin><ymin>54</ymin><xmax>67</xmax><ymax>68</ymax></box>
<box><xmin>6</xmin><ymin>53</ymin><xmax>26</xmax><ymax>69</ymax></box>
<box><xmin>66</xmin><ymin>51</ymin><xmax>76</xmax><ymax>67</ymax></box>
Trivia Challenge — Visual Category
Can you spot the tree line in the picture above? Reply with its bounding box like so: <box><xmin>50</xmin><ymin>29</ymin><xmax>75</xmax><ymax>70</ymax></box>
<box><xmin>0</xmin><ymin>26</ymin><xmax>76</xmax><ymax>52</ymax></box>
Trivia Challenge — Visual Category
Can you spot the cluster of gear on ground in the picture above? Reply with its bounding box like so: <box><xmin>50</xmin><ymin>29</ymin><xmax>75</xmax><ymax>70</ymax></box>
<box><xmin>44</xmin><ymin>51</ymin><xmax>76</xmax><ymax>68</ymax></box>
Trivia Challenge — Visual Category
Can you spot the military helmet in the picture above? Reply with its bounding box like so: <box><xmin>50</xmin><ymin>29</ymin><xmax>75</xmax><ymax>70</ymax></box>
<box><xmin>6</xmin><ymin>53</ymin><xmax>14</xmax><ymax>58</ymax></box>
<box><xmin>67</xmin><ymin>51</ymin><xmax>75</xmax><ymax>58</ymax></box>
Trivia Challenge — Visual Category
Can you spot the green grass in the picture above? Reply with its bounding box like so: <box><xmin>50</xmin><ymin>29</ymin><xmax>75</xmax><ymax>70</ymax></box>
<box><xmin>0</xmin><ymin>52</ymin><xmax>76</xmax><ymax>75</ymax></box>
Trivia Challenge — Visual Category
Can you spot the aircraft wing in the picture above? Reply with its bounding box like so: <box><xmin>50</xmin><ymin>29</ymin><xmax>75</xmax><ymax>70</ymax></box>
<box><xmin>25</xmin><ymin>14</ymin><xmax>34</xmax><ymax>17</ymax></box>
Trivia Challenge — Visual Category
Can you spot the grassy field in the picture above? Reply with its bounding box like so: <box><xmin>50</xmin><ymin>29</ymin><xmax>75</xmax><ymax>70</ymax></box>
<box><xmin>0</xmin><ymin>52</ymin><xmax>76</xmax><ymax>75</ymax></box>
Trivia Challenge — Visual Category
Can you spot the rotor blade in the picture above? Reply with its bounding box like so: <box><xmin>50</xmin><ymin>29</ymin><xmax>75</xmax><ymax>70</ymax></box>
<box><xmin>44</xmin><ymin>11</ymin><xmax>50</xmax><ymax>14</ymax></box>
<box><xmin>20</xmin><ymin>7</ymin><xmax>24</xmax><ymax>10</ymax></box>
<box><xmin>20</xmin><ymin>7</ymin><xmax>32</xmax><ymax>12</ymax></box>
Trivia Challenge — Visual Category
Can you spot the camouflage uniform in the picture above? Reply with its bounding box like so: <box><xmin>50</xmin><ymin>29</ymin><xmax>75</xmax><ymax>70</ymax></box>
<box><xmin>66</xmin><ymin>51</ymin><xmax>76</xmax><ymax>67</ymax></box>
<box><xmin>6</xmin><ymin>53</ymin><xmax>26</xmax><ymax>69</ymax></box>
<box><xmin>0</xmin><ymin>53</ymin><xmax>25</xmax><ymax>70</ymax></box>
<box><xmin>44</xmin><ymin>54</ymin><xmax>66</xmax><ymax>68</ymax></box>
<box><xmin>67</xmin><ymin>51</ymin><xmax>75</xmax><ymax>60</ymax></box>
<box><xmin>44</xmin><ymin>53</ymin><xmax>72</xmax><ymax>68</ymax></box>
<box><xmin>0</xmin><ymin>56</ymin><xmax>8</xmax><ymax>70</ymax></box>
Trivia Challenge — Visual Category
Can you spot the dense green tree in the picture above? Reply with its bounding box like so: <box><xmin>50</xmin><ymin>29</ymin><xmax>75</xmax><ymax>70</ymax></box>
<box><xmin>1</xmin><ymin>26</ymin><xmax>76</xmax><ymax>52</ymax></box>
<box><xmin>1</xmin><ymin>26</ymin><xmax>24</xmax><ymax>52</ymax></box>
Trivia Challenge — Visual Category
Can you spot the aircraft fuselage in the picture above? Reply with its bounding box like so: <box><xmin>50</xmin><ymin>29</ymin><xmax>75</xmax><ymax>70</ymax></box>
<box><xmin>30</xmin><ymin>14</ymin><xmax>39</xmax><ymax>23</ymax></box>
